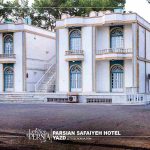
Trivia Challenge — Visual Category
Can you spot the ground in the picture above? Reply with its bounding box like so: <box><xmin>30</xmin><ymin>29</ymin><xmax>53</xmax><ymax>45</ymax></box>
<box><xmin>0</xmin><ymin>103</ymin><xmax>150</xmax><ymax>150</ymax></box>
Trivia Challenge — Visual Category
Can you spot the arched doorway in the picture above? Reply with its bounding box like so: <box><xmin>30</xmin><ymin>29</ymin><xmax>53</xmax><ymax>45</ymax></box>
<box><xmin>70</xmin><ymin>64</ymin><xmax>82</xmax><ymax>92</ymax></box>
<box><xmin>4</xmin><ymin>67</ymin><xmax>14</xmax><ymax>92</ymax></box>
<box><xmin>111</xmin><ymin>65</ymin><xmax>124</xmax><ymax>92</ymax></box>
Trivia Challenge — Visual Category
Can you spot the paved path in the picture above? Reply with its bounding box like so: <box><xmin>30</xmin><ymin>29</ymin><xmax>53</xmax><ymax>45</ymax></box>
<box><xmin>0</xmin><ymin>103</ymin><xmax>149</xmax><ymax>150</ymax></box>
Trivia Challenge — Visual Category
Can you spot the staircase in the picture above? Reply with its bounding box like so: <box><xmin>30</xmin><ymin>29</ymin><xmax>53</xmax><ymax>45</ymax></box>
<box><xmin>35</xmin><ymin>56</ymin><xmax>56</xmax><ymax>93</ymax></box>
<box><xmin>0</xmin><ymin>93</ymin><xmax>45</xmax><ymax>103</ymax></box>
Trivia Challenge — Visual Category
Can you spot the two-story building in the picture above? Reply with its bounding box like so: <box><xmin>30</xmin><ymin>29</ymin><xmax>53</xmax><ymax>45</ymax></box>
<box><xmin>0</xmin><ymin>22</ymin><xmax>56</xmax><ymax>93</ymax></box>
<box><xmin>55</xmin><ymin>10</ymin><xmax>150</xmax><ymax>104</ymax></box>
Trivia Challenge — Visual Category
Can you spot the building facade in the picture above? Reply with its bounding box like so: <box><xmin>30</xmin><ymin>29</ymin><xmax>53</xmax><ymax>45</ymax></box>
<box><xmin>0</xmin><ymin>23</ymin><xmax>55</xmax><ymax>93</ymax></box>
<box><xmin>56</xmin><ymin>11</ymin><xmax>150</xmax><ymax>104</ymax></box>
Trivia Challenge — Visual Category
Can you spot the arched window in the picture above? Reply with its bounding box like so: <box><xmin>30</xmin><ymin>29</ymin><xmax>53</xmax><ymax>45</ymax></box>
<box><xmin>69</xmin><ymin>30</ymin><xmax>81</xmax><ymax>50</ymax></box>
<box><xmin>111</xmin><ymin>65</ymin><xmax>124</xmax><ymax>92</ymax></box>
<box><xmin>4</xmin><ymin>34</ymin><xmax>13</xmax><ymax>54</ymax></box>
<box><xmin>4</xmin><ymin>67</ymin><xmax>14</xmax><ymax>91</ymax></box>
<box><xmin>70</xmin><ymin>64</ymin><xmax>82</xmax><ymax>92</ymax></box>
<box><xmin>110</xmin><ymin>27</ymin><xmax>124</xmax><ymax>49</ymax></box>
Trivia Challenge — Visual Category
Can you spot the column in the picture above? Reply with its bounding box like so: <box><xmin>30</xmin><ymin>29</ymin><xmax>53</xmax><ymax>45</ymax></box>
<box><xmin>58</xmin><ymin>28</ymin><xmax>69</xmax><ymax>92</ymax></box>
<box><xmin>82</xmin><ymin>26</ymin><xmax>93</xmax><ymax>92</ymax></box>
<box><xmin>14</xmin><ymin>32</ymin><xmax>24</xmax><ymax>92</ymax></box>
<box><xmin>92</xmin><ymin>26</ymin><xmax>96</xmax><ymax>92</ymax></box>
<box><xmin>132</xmin><ymin>23</ymin><xmax>138</xmax><ymax>88</ymax></box>
<box><xmin>56</xmin><ymin>29</ymin><xmax>59</xmax><ymax>92</ymax></box>
<box><xmin>0</xmin><ymin>64</ymin><xmax>3</xmax><ymax>92</ymax></box>
<box><xmin>0</xmin><ymin>33</ymin><xmax>3</xmax><ymax>92</ymax></box>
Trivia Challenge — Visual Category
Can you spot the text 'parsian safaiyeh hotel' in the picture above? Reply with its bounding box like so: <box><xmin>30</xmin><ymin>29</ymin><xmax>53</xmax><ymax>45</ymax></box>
<box><xmin>0</xmin><ymin>9</ymin><xmax>150</xmax><ymax>104</ymax></box>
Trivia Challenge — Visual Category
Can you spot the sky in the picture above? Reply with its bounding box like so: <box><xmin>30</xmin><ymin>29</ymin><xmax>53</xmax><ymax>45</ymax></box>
<box><xmin>125</xmin><ymin>0</ymin><xmax>150</xmax><ymax>22</ymax></box>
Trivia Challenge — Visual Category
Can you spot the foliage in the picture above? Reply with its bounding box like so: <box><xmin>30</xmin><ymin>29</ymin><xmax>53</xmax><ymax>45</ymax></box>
<box><xmin>0</xmin><ymin>0</ymin><xmax>126</xmax><ymax>30</ymax></box>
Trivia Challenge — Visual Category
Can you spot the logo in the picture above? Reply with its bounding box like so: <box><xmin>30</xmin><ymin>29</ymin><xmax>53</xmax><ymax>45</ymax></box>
<box><xmin>26</xmin><ymin>128</ymin><xmax>51</xmax><ymax>143</ymax></box>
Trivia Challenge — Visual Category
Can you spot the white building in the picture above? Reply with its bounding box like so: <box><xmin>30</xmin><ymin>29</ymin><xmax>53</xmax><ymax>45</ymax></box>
<box><xmin>0</xmin><ymin>23</ymin><xmax>55</xmax><ymax>93</ymax></box>
<box><xmin>55</xmin><ymin>11</ymin><xmax>150</xmax><ymax>104</ymax></box>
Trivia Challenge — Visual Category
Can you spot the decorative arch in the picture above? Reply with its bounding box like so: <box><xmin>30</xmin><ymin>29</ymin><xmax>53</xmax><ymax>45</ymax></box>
<box><xmin>4</xmin><ymin>66</ymin><xmax>14</xmax><ymax>91</ymax></box>
<box><xmin>69</xmin><ymin>29</ymin><xmax>81</xmax><ymax>50</ymax></box>
<box><xmin>70</xmin><ymin>64</ymin><xmax>82</xmax><ymax>72</ymax></box>
<box><xmin>70</xmin><ymin>64</ymin><xmax>82</xmax><ymax>92</ymax></box>
<box><xmin>110</xmin><ymin>27</ymin><xmax>124</xmax><ymax>49</ymax></box>
<box><xmin>4</xmin><ymin>34</ymin><xmax>13</xmax><ymax>54</ymax></box>
<box><xmin>111</xmin><ymin>64</ymin><xmax>123</xmax><ymax>73</ymax></box>
<box><xmin>110</xmin><ymin>64</ymin><xmax>124</xmax><ymax>92</ymax></box>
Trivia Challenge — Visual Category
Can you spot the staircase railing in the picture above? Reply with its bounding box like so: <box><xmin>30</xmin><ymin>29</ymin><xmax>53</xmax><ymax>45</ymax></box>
<box><xmin>44</xmin><ymin>55</ymin><xmax>56</xmax><ymax>70</ymax></box>
<box><xmin>35</xmin><ymin>56</ymin><xmax>56</xmax><ymax>92</ymax></box>
<box><xmin>46</xmin><ymin>72</ymin><xmax>56</xmax><ymax>92</ymax></box>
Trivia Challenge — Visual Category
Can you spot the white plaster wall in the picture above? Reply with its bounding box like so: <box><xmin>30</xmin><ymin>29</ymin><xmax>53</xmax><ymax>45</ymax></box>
<box><xmin>0</xmin><ymin>34</ymin><xmax>3</xmax><ymax>92</ymax></box>
<box><xmin>14</xmin><ymin>32</ymin><xmax>23</xmax><ymax>92</ymax></box>
<box><xmin>124</xmin><ymin>25</ymin><xmax>132</xmax><ymax>49</ymax></box>
<box><xmin>139</xmin><ymin>60</ymin><xmax>146</xmax><ymax>93</ymax></box>
<box><xmin>56</xmin><ymin>13</ymin><xmax>139</xmax><ymax>28</ymax></box>
<box><xmin>96</xmin><ymin>26</ymin><xmax>109</xmax><ymax>50</ymax></box>
<box><xmin>139</xmin><ymin>26</ymin><xmax>145</xmax><ymax>58</ymax></box>
<box><xmin>26</xmin><ymin>32</ymin><xmax>56</xmax><ymax>92</ymax></box>
<box><xmin>96</xmin><ymin>25</ymin><xmax>132</xmax><ymax>50</ymax></box>
<box><xmin>26</xmin><ymin>33</ymin><xmax>55</xmax><ymax>60</ymax></box>
<box><xmin>124</xmin><ymin>60</ymin><xmax>133</xmax><ymax>88</ymax></box>
<box><xmin>82</xmin><ymin>27</ymin><xmax>93</xmax><ymax>92</ymax></box>
<box><xmin>27</xmin><ymin>70</ymin><xmax>44</xmax><ymax>92</ymax></box>
<box><xmin>0</xmin><ymin>64</ymin><xmax>3</xmax><ymax>92</ymax></box>
<box><xmin>96</xmin><ymin>61</ymin><xmax>110</xmax><ymax>92</ymax></box>
<box><xmin>0</xmin><ymin>24</ymin><xmax>56</xmax><ymax>38</ymax></box>
<box><xmin>0</xmin><ymin>33</ymin><xmax>2</xmax><ymax>53</ymax></box>
<box><xmin>145</xmin><ymin>30</ymin><xmax>150</xmax><ymax>93</ymax></box>
<box><xmin>58</xmin><ymin>29</ymin><xmax>69</xmax><ymax>92</ymax></box>
<box><xmin>146</xmin><ymin>30</ymin><xmax>150</xmax><ymax>60</ymax></box>
<box><xmin>146</xmin><ymin>63</ymin><xmax>150</xmax><ymax>93</ymax></box>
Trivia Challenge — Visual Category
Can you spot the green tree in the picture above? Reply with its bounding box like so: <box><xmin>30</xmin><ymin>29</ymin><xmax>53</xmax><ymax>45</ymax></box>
<box><xmin>12</xmin><ymin>0</ymin><xmax>31</xmax><ymax>19</ymax></box>
<box><xmin>0</xmin><ymin>0</ymin><xmax>126</xmax><ymax>30</ymax></box>
<box><xmin>32</xmin><ymin>0</ymin><xmax>126</xmax><ymax>30</ymax></box>
<box><xmin>32</xmin><ymin>0</ymin><xmax>64</xmax><ymax>30</ymax></box>
<box><xmin>0</xmin><ymin>0</ymin><xmax>32</xmax><ymax>23</ymax></box>
<box><xmin>0</xmin><ymin>0</ymin><xmax>15</xmax><ymax>22</ymax></box>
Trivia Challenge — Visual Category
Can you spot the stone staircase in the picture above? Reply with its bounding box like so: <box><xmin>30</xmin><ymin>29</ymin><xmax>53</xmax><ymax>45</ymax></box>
<box><xmin>35</xmin><ymin>56</ymin><xmax>56</xmax><ymax>93</ymax></box>
<box><xmin>0</xmin><ymin>93</ymin><xmax>69</xmax><ymax>103</ymax></box>
<box><xmin>0</xmin><ymin>93</ymin><xmax>45</xmax><ymax>103</ymax></box>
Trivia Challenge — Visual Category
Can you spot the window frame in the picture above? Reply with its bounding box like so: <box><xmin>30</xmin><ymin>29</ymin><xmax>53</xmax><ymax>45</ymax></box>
<box><xmin>69</xmin><ymin>29</ymin><xmax>82</xmax><ymax>51</ymax></box>
<box><xmin>3</xmin><ymin>66</ymin><xmax>14</xmax><ymax>91</ymax></box>
<box><xmin>3</xmin><ymin>34</ymin><xmax>14</xmax><ymax>54</ymax></box>
<box><xmin>110</xmin><ymin>27</ymin><xmax>124</xmax><ymax>49</ymax></box>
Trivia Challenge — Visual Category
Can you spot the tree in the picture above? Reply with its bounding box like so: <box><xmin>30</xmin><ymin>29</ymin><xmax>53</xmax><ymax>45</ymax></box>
<box><xmin>0</xmin><ymin>1</ymin><xmax>15</xmax><ymax>22</ymax></box>
<box><xmin>12</xmin><ymin>0</ymin><xmax>31</xmax><ymax>19</ymax></box>
<box><xmin>32</xmin><ymin>0</ymin><xmax>64</xmax><ymax>30</ymax></box>
<box><xmin>0</xmin><ymin>0</ymin><xmax>32</xmax><ymax>23</ymax></box>
<box><xmin>0</xmin><ymin>0</ymin><xmax>126</xmax><ymax>30</ymax></box>
<box><xmin>32</xmin><ymin>0</ymin><xmax>126</xmax><ymax>30</ymax></box>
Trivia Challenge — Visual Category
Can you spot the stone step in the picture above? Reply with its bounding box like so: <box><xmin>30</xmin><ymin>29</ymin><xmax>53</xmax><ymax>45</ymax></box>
<box><xmin>0</xmin><ymin>100</ymin><xmax>44</xmax><ymax>103</ymax></box>
<box><xmin>0</xmin><ymin>94</ymin><xmax>45</xmax><ymax>100</ymax></box>
<box><xmin>0</xmin><ymin>96</ymin><xmax>42</xmax><ymax>98</ymax></box>
<box><xmin>0</xmin><ymin>97</ymin><xmax>42</xmax><ymax>100</ymax></box>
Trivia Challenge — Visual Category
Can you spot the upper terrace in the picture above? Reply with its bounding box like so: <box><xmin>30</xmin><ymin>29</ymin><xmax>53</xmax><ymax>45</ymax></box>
<box><xmin>0</xmin><ymin>23</ymin><xmax>55</xmax><ymax>39</ymax></box>
<box><xmin>56</xmin><ymin>11</ymin><xmax>150</xmax><ymax>30</ymax></box>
